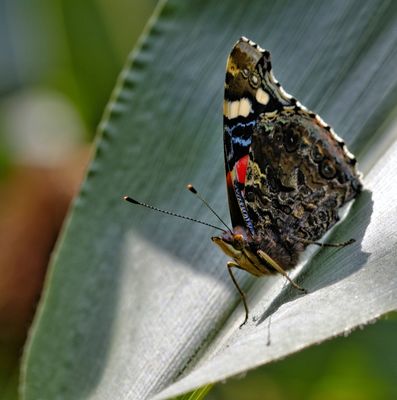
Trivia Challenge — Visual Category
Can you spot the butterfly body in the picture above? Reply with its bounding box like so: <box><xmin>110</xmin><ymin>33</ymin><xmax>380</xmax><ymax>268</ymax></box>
<box><xmin>213</xmin><ymin>38</ymin><xmax>362</xmax><ymax>311</ymax></box>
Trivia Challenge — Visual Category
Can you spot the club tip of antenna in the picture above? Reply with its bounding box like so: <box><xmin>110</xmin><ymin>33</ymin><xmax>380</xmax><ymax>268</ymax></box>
<box><xmin>186</xmin><ymin>184</ymin><xmax>197</xmax><ymax>194</ymax></box>
<box><xmin>123</xmin><ymin>195</ymin><xmax>138</xmax><ymax>204</ymax></box>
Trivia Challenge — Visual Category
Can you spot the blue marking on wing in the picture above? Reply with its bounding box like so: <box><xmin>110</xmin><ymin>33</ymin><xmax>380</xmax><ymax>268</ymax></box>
<box><xmin>224</xmin><ymin>120</ymin><xmax>256</xmax><ymax>137</ymax></box>
<box><xmin>225</xmin><ymin>120</ymin><xmax>256</xmax><ymax>164</ymax></box>
<box><xmin>232</xmin><ymin>136</ymin><xmax>252</xmax><ymax>146</ymax></box>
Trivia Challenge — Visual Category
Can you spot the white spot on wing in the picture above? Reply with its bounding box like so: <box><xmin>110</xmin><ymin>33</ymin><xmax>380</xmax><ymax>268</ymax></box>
<box><xmin>278</xmin><ymin>86</ymin><xmax>292</xmax><ymax>100</ymax></box>
<box><xmin>296</xmin><ymin>100</ymin><xmax>308</xmax><ymax>112</ymax></box>
<box><xmin>315</xmin><ymin>114</ymin><xmax>327</xmax><ymax>127</ymax></box>
<box><xmin>224</xmin><ymin>98</ymin><xmax>253</xmax><ymax>119</ymax></box>
<box><xmin>344</xmin><ymin>147</ymin><xmax>356</xmax><ymax>160</ymax></box>
<box><xmin>329</xmin><ymin>127</ymin><xmax>344</xmax><ymax>143</ymax></box>
<box><xmin>256</xmin><ymin>88</ymin><xmax>270</xmax><ymax>105</ymax></box>
<box><xmin>269</xmin><ymin>71</ymin><xmax>279</xmax><ymax>84</ymax></box>
<box><xmin>230</xmin><ymin>101</ymin><xmax>239</xmax><ymax>119</ymax></box>
<box><xmin>238</xmin><ymin>98</ymin><xmax>252</xmax><ymax>117</ymax></box>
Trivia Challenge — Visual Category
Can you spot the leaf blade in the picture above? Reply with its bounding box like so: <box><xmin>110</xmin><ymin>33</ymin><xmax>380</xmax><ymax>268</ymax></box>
<box><xmin>21</xmin><ymin>1</ymin><xmax>397</xmax><ymax>399</ymax></box>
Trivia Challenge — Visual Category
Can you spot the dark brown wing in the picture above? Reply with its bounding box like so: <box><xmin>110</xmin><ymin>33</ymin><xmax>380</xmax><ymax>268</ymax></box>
<box><xmin>224</xmin><ymin>38</ymin><xmax>362</xmax><ymax>269</ymax></box>
<box><xmin>245</xmin><ymin>106</ymin><xmax>362</xmax><ymax>268</ymax></box>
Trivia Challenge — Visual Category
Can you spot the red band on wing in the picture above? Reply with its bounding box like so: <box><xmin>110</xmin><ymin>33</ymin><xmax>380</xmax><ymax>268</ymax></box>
<box><xmin>235</xmin><ymin>154</ymin><xmax>249</xmax><ymax>185</ymax></box>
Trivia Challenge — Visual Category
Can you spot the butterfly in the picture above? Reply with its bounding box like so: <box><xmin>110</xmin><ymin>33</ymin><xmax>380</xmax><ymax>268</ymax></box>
<box><xmin>124</xmin><ymin>37</ymin><xmax>362</xmax><ymax>328</ymax></box>
<box><xmin>210</xmin><ymin>37</ymin><xmax>362</xmax><ymax>326</ymax></box>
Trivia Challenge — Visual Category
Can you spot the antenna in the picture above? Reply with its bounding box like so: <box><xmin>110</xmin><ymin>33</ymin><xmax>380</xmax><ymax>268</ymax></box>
<box><xmin>186</xmin><ymin>184</ymin><xmax>233</xmax><ymax>234</ymax></box>
<box><xmin>123</xmin><ymin>196</ymin><xmax>226</xmax><ymax>232</ymax></box>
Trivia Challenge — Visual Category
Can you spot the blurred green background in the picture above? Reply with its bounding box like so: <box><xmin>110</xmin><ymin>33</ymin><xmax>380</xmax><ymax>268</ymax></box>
<box><xmin>0</xmin><ymin>0</ymin><xmax>157</xmax><ymax>158</ymax></box>
<box><xmin>0</xmin><ymin>1</ymin><xmax>157</xmax><ymax>399</ymax></box>
<box><xmin>0</xmin><ymin>1</ymin><xmax>396</xmax><ymax>399</ymax></box>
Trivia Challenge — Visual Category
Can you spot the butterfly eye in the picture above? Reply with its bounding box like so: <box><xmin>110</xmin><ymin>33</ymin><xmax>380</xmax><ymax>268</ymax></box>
<box><xmin>320</xmin><ymin>159</ymin><xmax>337</xmax><ymax>179</ymax></box>
<box><xmin>249</xmin><ymin>73</ymin><xmax>260</xmax><ymax>88</ymax></box>
<box><xmin>311</xmin><ymin>144</ymin><xmax>324</xmax><ymax>162</ymax></box>
<box><xmin>233</xmin><ymin>234</ymin><xmax>244</xmax><ymax>249</ymax></box>
<box><xmin>283</xmin><ymin>127</ymin><xmax>300</xmax><ymax>152</ymax></box>
<box><xmin>241</xmin><ymin>68</ymin><xmax>250</xmax><ymax>78</ymax></box>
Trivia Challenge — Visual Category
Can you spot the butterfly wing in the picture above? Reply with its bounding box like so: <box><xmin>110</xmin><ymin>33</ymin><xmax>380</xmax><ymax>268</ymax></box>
<box><xmin>224</xmin><ymin>38</ymin><xmax>362</xmax><ymax>266</ymax></box>
<box><xmin>223</xmin><ymin>37</ymin><xmax>288</xmax><ymax>234</ymax></box>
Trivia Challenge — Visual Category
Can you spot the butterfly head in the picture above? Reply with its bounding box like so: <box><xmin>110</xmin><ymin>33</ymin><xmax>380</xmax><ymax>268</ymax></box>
<box><xmin>212</xmin><ymin>226</ymin><xmax>255</xmax><ymax>261</ymax></box>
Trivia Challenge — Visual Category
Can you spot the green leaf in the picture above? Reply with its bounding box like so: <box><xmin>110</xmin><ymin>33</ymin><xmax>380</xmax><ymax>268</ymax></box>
<box><xmin>21</xmin><ymin>0</ymin><xmax>397</xmax><ymax>399</ymax></box>
<box><xmin>174</xmin><ymin>384</ymin><xmax>212</xmax><ymax>400</ymax></box>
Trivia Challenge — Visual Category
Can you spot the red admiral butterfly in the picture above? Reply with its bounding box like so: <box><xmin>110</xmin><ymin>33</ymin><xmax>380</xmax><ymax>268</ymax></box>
<box><xmin>211</xmin><ymin>37</ymin><xmax>362</xmax><ymax>326</ymax></box>
<box><xmin>124</xmin><ymin>37</ymin><xmax>362</xmax><ymax>328</ymax></box>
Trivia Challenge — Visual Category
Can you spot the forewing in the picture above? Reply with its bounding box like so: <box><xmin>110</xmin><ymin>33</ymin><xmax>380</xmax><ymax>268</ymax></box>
<box><xmin>223</xmin><ymin>37</ymin><xmax>292</xmax><ymax>233</ymax></box>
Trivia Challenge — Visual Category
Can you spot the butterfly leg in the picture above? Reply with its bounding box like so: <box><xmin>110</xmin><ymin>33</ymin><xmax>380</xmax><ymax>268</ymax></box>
<box><xmin>227</xmin><ymin>262</ymin><xmax>249</xmax><ymax>328</ymax></box>
<box><xmin>298</xmin><ymin>237</ymin><xmax>355</xmax><ymax>248</ymax></box>
<box><xmin>257</xmin><ymin>250</ymin><xmax>307</xmax><ymax>293</ymax></box>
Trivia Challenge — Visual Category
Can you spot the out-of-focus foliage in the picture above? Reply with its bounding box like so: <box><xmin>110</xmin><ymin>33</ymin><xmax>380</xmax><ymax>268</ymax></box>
<box><xmin>0</xmin><ymin>0</ymin><xmax>157</xmax><ymax>179</ymax></box>
<box><xmin>0</xmin><ymin>0</ymin><xmax>157</xmax><ymax>133</ymax></box>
